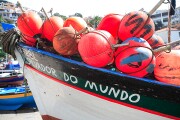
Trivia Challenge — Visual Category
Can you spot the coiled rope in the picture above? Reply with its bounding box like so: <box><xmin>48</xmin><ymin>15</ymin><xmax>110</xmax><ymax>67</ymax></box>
<box><xmin>0</xmin><ymin>28</ymin><xmax>21</xmax><ymax>60</ymax></box>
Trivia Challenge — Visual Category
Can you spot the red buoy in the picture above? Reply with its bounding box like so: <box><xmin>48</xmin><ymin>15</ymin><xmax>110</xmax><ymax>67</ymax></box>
<box><xmin>53</xmin><ymin>27</ymin><xmax>79</xmax><ymax>56</ymax></box>
<box><xmin>147</xmin><ymin>34</ymin><xmax>165</xmax><ymax>49</ymax></box>
<box><xmin>17</xmin><ymin>11</ymin><xmax>43</xmax><ymax>37</ymax></box>
<box><xmin>78</xmin><ymin>30</ymin><xmax>117</xmax><ymax>67</ymax></box>
<box><xmin>118</xmin><ymin>11</ymin><xmax>155</xmax><ymax>41</ymax></box>
<box><xmin>154</xmin><ymin>50</ymin><xmax>180</xmax><ymax>86</ymax></box>
<box><xmin>63</xmin><ymin>17</ymin><xmax>87</xmax><ymax>33</ymax></box>
<box><xmin>42</xmin><ymin>16</ymin><xmax>64</xmax><ymax>42</ymax></box>
<box><xmin>21</xmin><ymin>34</ymin><xmax>36</xmax><ymax>46</ymax></box>
<box><xmin>115</xmin><ymin>38</ymin><xmax>155</xmax><ymax>77</ymax></box>
<box><xmin>97</xmin><ymin>13</ymin><xmax>123</xmax><ymax>40</ymax></box>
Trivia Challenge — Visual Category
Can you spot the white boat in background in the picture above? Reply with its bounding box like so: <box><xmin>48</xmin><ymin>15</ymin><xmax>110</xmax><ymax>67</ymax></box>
<box><xmin>0</xmin><ymin>70</ymin><xmax>24</xmax><ymax>87</ymax></box>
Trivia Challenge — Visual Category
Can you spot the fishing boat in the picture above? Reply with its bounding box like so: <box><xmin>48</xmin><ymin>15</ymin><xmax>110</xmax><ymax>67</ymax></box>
<box><xmin>0</xmin><ymin>22</ymin><xmax>15</xmax><ymax>32</ymax></box>
<box><xmin>0</xmin><ymin>49</ymin><xmax>24</xmax><ymax>87</ymax></box>
<box><xmin>0</xmin><ymin>71</ymin><xmax>24</xmax><ymax>87</ymax></box>
<box><xmin>0</xmin><ymin>0</ymin><xmax>180</xmax><ymax>120</ymax></box>
<box><xmin>0</xmin><ymin>60</ymin><xmax>24</xmax><ymax>87</ymax></box>
<box><xmin>0</xmin><ymin>85</ymin><xmax>36</xmax><ymax>110</ymax></box>
<box><xmin>0</xmin><ymin>12</ymin><xmax>36</xmax><ymax>111</ymax></box>
<box><xmin>14</xmin><ymin>42</ymin><xmax>180</xmax><ymax>120</ymax></box>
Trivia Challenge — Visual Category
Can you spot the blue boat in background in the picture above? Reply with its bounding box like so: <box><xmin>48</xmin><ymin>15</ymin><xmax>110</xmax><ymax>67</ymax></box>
<box><xmin>0</xmin><ymin>54</ymin><xmax>24</xmax><ymax>87</ymax></box>
<box><xmin>0</xmin><ymin>23</ymin><xmax>36</xmax><ymax>111</ymax></box>
<box><xmin>2</xmin><ymin>60</ymin><xmax>20</xmax><ymax>71</ymax></box>
<box><xmin>0</xmin><ymin>85</ymin><xmax>37</xmax><ymax>110</ymax></box>
<box><xmin>0</xmin><ymin>22</ymin><xmax>15</xmax><ymax>32</ymax></box>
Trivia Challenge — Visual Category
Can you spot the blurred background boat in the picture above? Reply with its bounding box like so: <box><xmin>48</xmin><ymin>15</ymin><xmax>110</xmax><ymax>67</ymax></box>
<box><xmin>0</xmin><ymin>85</ymin><xmax>37</xmax><ymax>110</ymax></box>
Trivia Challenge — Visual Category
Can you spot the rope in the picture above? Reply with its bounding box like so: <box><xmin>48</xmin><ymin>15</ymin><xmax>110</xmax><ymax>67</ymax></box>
<box><xmin>0</xmin><ymin>28</ymin><xmax>21</xmax><ymax>60</ymax></box>
<box><xmin>15</xmin><ymin>45</ymin><xmax>30</xmax><ymax>97</ymax></box>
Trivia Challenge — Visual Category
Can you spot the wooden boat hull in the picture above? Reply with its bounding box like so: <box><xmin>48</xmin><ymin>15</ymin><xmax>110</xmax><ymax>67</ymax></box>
<box><xmin>15</xmin><ymin>43</ymin><xmax>180</xmax><ymax>120</ymax></box>
<box><xmin>0</xmin><ymin>86</ymin><xmax>36</xmax><ymax>110</ymax></box>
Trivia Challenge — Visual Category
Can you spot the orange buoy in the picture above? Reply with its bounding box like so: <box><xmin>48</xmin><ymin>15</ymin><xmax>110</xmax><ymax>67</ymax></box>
<box><xmin>21</xmin><ymin>34</ymin><xmax>36</xmax><ymax>46</ymax></box>
<box><xmin>147</xmin><ymin>34</ymin><xmax>165</xmax><ymax>49</ymax></box>
<box><xmin>115</xmin><ymin>47</ymin><xmax>155</xmax><ymax>78</ymax></box>
<box><xmin>63</xmin><ymin>17</ymin><xmax>87</xmax><ymax>33</ymax></box>
<box><xmin>154</xmin><ymin>50</ymin><xmax>180</xmax><ymax>86</ymax></box>
<box><xmin>53</xmin><ymin>27</ymin><xmax>79</xmax><ymax>56</ymax></box>
<box><xmin>42</xmin><ymin>16</ymin><xmax>64</xmax><ymax>42</ymax></box>
<box><xmin>118</xmin><ymin>11</ymin><xmax>155</xmax><ymax>41</ymax></box>
<box><xmin>17</xmin><ymin>11</ymin><xmax>43</xmax><ymax>37</ymax></box>
<box><xmin>115</xmin><ymin>37</ymin><xmax>151</xmax><ymax>57</ymax></box>
<box><xmin>78</xmin><ymin>30</ymin><xmax>117</xmax><ymax>68</ymax></box>
<box><xmin>97</xmin><ymin>13</ymin><xmax>123</xmax><ymax>40</ymax></box>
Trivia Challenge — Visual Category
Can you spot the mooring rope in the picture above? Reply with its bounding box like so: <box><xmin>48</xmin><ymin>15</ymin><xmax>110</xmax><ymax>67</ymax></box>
<box><xmin>0</xmin><ymin>28</ymin><xmax>21</xmax><ymax>60</ymax></box>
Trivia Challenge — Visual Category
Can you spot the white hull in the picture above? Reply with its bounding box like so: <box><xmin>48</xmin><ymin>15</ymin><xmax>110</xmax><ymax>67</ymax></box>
<box><xmin>24</xmin><ymin>66</ymin><xmax>170</xmax><ymax>120</ymax></box>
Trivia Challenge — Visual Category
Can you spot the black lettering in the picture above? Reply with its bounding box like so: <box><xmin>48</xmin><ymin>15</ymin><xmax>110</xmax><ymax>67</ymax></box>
<box><xmin>140</xmin><ymin>24</ymin><xmax>152</xmax><ymax>38</ymax></box>
<box><xmin>125</xmin><ymin>13</ymin><xmax>144</xmax><ymax>34</ymax></box>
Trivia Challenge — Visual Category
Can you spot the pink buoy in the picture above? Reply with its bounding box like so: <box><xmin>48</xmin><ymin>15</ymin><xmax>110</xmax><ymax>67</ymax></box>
<box><xmin>154</xmin><ymin>50</ymin><xmax>180</xmax><ymax>86</ymax></box>
<box><xmin>97</xmin><ymin>13</ymin><xmax>123</xmax><ymax>40</ymax></box>
<box><xmin>147</xmin><ymin>34</ymin><xmax>165</xmax><ymax>49</ymax></box>
<box><xmin>21</xmin><ymin>34</ymin><xmax>36</xmax><ymax>46</ymax></box>
<box><xmin>118</xmin><ymin>11</ymin><xmax>155</xmax><ymax>41</ymax></box>
<box><xmin>42</xmin><ymin>16</ymin><xmax>64</xmax><ymax>42</ymax></box>
<box><xmin>63</xmin><ymin>17</ymin><xmax>87</xmax><ymax>34</ymax></box>
<box><xmin>78</xmin><ymin>30</ymin><xmax>117</xmax><ymax>67</ymax></box>
<box><xmin>115</xmin><ymin>38</ymin><xmax>155</xmax><ymax>77</ymax></box>
<box><xmin>17</xmin><ymin>11</ymin><xmax>43</xmax><ymax>37</ymax></box>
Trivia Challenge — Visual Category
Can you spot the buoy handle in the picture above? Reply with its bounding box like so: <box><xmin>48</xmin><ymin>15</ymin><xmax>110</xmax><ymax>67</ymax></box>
<box><xmin>153</xmin><ymin>45</ymin><xmax>171</xmax><ymax>53</ymax></box>
<box><xmin>76</xmin><ymin>27</ymin><xmax>89</xmax><ymax>36</ymax></box>
<box><xmin>113</xmin><ymin>43</ymin><xmax>129</xmax><ymax>48</ymax></box>
<box><xmin>153</xmin><ymin>40</ymin><xmax>180</xmax><ymax>53</ymax></box>
<box><xmin>41</xmin><ymin>7</ymin><xmax>49</xmax><ymax>19</ymax></box>
<box><xmin>148</xmin><ymin>0</ymin><xmax>165</xmax><ymax>15</ymax></box>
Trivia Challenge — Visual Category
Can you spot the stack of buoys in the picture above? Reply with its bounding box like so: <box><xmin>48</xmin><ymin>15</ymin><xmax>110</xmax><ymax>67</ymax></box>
<box><xmin>17</xmin><ymin>10</ymin><xmax>180</xmax><ymax>87</ymax></box>
<box><xmin>52</xmin><ymin>17</ymin><xmax>88</xmax><ymax>56</ymax></box>
<box><xmin>17</xmin><ymin>11</ymin><xmax>43</xmax><ymax>45</ymax></box>
<box><xmin>154</xmin><ymin>50</ymin><xmax>180</xmax><ymax>86</ymax></box>
<box><xmin>77</xmin><ymin>11</ymin><xmax>156</xmax><ymax>77</ymax></box>
<box><xmin>114</xmin><ymin>37</ymin><xmax>155</xmax><ymax>77</ymax></box>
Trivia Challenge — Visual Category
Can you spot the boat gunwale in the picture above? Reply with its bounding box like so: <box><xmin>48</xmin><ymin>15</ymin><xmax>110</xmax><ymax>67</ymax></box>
<box><xmin>16</xmin><ymin>42</ymin><xmax>180</xmax><ymax>104</ymax></box>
